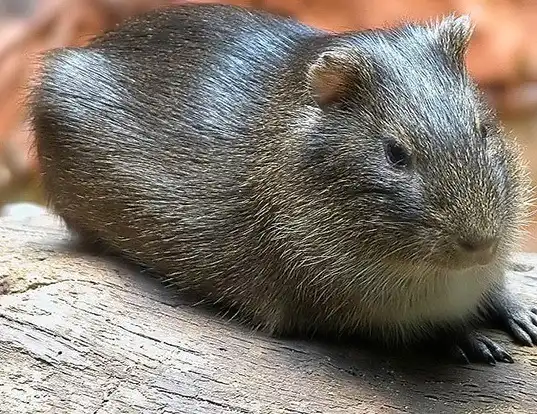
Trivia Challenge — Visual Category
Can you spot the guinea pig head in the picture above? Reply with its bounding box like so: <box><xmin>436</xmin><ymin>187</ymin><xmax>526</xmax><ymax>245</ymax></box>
<box><xmin>303</xmin><ymin>15</ymin><xmax>533</xmax><ymax>271</ymax></box>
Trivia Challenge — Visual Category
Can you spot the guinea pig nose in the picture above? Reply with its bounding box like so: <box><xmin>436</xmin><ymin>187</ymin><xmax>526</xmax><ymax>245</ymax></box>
<box><xmin>457</xmin><ymin>236</ymin><xmax>499</xmax><ymax>265</ymax></box>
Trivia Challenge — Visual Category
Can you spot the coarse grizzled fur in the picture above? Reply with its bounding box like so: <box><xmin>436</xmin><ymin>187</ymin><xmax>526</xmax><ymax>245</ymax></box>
<box><xmin>30</xmin><ymin>3</ymin><xmax>537</xmax><ymax>364</ymax></box>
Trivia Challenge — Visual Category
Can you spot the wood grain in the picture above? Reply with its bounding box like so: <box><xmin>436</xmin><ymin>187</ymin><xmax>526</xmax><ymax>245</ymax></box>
<box><xmin>0</xmin><ymin>214</ymin><xmax>536</xmax><ymax>414</ymax></box>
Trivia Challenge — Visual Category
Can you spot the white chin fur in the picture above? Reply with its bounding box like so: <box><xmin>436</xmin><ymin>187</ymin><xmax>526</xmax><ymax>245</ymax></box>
<box><xmin>350</xmin><ymin>260</ymin><xmax>504</xmax><ymax>336</ymax></box>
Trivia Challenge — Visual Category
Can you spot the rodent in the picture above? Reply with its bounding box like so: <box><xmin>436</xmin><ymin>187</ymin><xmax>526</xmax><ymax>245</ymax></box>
<box><xmin>30</xmin><ymin>3</ymin><xmax>537</xmax><ymax>364</ymax></box>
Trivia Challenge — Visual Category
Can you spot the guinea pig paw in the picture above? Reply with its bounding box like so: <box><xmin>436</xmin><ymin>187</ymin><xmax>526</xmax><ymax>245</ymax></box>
<box><xmin>451</xmin><ymin>332</ymin><xmax>513</xmax><ymax>366</ymax></box>
<box><xmin>503</xmin><ymin>307</ymin><xmax>537</xmax><ymax>346</ymax></box>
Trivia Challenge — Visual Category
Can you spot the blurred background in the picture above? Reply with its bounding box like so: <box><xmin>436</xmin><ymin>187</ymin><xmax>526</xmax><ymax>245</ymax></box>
<box><xmin>1</xmin><ymin>0</ymin><xmax>537</xmax><ymax>250</ymax></box>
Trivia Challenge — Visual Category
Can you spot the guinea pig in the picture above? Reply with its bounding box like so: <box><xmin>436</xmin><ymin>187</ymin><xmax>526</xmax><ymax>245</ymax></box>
<box><xmin>31</xmin><ymin>3</ymin><xmax>537</xmax><ymax>364</ymax></box>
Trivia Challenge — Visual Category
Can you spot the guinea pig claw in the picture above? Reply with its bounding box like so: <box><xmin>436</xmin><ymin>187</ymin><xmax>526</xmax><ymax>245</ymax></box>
<box><xmin>498</xmin><ymin>304</ymin><xmax>537</xmax><ymax>346</ymax></box>
<box><xmin>506</xmin><ymin>318</ymin><xmax>535</xmax><ymax>346</ymax></box>
<box><xmin>453</xmin><ymin>332</ymin><xmax>513</xmax><ymax>365</ymax></box>
<box><xmin>451</xmin><ymin>346</ymin><xmax>471</xmax><ymax>365</ymax></box>
<box><xmin>488</xmin><ymin>294</ymin><xmax>537</xmax><ymax>346</ymax></box>
<box><xmin>509</xmin><ymin>262</ymin><xmax>534</xmax><ymax>273</ymax></box>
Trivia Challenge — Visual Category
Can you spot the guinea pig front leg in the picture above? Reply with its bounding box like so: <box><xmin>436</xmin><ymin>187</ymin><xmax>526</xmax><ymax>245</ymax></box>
<box><xmin>444</xmin><ymin>286</ymin><xmax>537</xmax><ymax>364</ymax></box>
<box><xmin>484</xmin><ymin>289</ymin><xmax>537</xmax><ymax>347</ymax></box>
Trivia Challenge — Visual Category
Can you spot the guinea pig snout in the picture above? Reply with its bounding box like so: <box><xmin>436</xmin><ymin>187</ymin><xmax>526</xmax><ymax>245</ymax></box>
<box><xmin>455</xmin><ymin>236</ymin><xmax>499</xmax><ymax>266</ymax></box>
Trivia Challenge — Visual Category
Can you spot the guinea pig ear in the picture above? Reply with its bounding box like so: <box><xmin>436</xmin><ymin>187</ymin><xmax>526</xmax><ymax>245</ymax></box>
<box><xmin>306</xmin><ymin>48</ymin><xmax>371</xmax><ymax>109</ymax></box>
<box><xmin>433</xmin><ymin>14</ymin><xmax>474</xmax><ymax>65</ymax></box>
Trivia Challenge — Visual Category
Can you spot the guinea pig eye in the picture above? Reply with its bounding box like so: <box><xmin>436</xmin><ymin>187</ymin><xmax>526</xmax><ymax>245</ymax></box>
<box><xmin>384</xmin><ymin>139</ymin><xmax>411</xmax><ymax>168</ymax></box>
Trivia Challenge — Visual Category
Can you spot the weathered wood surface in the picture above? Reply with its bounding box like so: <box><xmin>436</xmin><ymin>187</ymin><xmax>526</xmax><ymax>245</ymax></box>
<box><xmin>0</xmin><ymin>214</ymin><xmax>536</xmax><ymax>414</ymax></box>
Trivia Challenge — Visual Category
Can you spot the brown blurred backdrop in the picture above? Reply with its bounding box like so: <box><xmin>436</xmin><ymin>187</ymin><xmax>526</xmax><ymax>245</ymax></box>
<box><xmin>2</xmin><ymin>0</ymin><xmax>537</xmax><ymax>250</ymax></box>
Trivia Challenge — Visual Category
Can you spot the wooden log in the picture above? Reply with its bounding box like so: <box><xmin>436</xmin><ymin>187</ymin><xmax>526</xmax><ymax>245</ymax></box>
<box><xmin>0</xmin><ymin>213</ymin><xmax>536</xmax><ymax>414</ymax></box>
